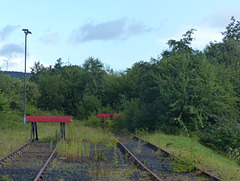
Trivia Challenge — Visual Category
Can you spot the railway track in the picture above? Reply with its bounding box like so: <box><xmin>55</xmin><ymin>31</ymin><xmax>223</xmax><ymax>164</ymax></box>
<box><xmin>133</xmin><ymin>135</ymin><xmax>223</xmax><ymax>181</ymax></box>
<box><xmin>125</xmin><ymin>135</ymin><xmax>224</xmax><ymax>181</ymax></box>
<box><xmin>116</xmin><ymin>135</ymin><xmax>216</xmax><ymax>181</ymax></box>
<box><xmin>0</xmin><ymin>135</ymin><xmax>224</xmax><ymax>181</ymax></box>
<box><xmin>0</xmin><ymin>139</ymin><xmax>33</xmax><ymax>166</ymax></box>
<box><xmin>0</xmin><ymin>140</ymin><xmax>55</xmax><ymax>181</ymax></box>
<box><xmin>0</xmin><ymin>140</ymin><xmax>152</xmax><ymax>181</ymax></box>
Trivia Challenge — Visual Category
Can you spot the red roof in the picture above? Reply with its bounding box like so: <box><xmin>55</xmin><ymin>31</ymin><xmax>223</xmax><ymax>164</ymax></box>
<box><xmin>26</xmin><ymin>116</ymin><xmax>72</xmax><ymax>123</ymax></box>
<box><xmin>97</xmin><ymin>114</ymin><xmax>120</xmax><ymax>118</ymax></box>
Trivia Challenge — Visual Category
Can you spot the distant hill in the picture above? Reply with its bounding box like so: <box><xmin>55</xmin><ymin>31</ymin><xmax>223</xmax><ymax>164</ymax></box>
<box><xmin>2</xmin><ymin>71</ymin><xmax>32</xmax><ymax>80</ymax></box>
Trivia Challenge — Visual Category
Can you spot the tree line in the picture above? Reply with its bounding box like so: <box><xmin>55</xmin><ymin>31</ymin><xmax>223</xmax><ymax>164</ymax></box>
<box><xmin>1</xmin><ymin>17</ymin><xmax>240</xmax><ymax>153</ymax></box>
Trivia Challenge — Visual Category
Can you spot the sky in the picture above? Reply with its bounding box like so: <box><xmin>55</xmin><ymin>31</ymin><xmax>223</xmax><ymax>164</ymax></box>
<box><xmin>0</xmin><ymin>0</ymin><xmax>240</xmax><ymax>72</ymax></box>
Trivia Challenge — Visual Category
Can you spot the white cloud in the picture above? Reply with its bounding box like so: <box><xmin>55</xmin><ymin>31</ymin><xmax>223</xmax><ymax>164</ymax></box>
<box><xmin>191</xmin><ymin>26</ymin><xmax>223</xmax><ymax>49</ymax></box>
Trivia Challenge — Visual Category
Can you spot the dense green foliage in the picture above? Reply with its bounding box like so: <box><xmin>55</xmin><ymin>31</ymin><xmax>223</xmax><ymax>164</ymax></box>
<box><xmin>1</xmin><ymin>17</ymin><xmax>240</xmax><ymax>155</ymax></box>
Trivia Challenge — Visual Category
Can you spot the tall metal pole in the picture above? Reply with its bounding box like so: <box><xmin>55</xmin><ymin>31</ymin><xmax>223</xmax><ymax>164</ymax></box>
<box><xmin>22</xmin><ymin>29</ymin><xmax>32</xmax><ymax>125</ymax></box>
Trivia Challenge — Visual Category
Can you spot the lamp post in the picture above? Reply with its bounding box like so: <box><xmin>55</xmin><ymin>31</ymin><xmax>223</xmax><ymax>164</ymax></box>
<box><xmin>22</xmin><ymin>29</ymin><xmax>32</xmax><ymax>125</ymax></box>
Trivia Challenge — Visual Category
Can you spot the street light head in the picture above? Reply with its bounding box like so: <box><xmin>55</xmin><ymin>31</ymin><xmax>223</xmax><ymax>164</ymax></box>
<box><xmin>22</xmin><ymin>29</ymin><xmax>32</xmax><ymax>34</ymax></box>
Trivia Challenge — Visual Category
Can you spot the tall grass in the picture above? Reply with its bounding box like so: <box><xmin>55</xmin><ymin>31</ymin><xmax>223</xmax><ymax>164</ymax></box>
<box><xmin>56</xmin><ymin>140</ymin><xmax>91</xmax><ymax>162</ymax></box>
<box><xmin>148</xmin><ymin>132</ymin><xmax>240</xmax><ymax>181</ymax></box>
<box><xmin>67</xmin><ymin>121</ymin><xmax>109</xmax><ymax>142</ymax></box>
<box><xmin>0</xmin><ymin>119</ymin><xmax>109</xmax><ymax>159</ymax></box>
<box><xmin>56</xmin><ymin>121</ymin><xmax>110</xmax><ymax>162</ymax></box>
<box><xmin>0</xmin><ymin>128</ymin><xmax>29</xmax><ymax>158</ymax></box>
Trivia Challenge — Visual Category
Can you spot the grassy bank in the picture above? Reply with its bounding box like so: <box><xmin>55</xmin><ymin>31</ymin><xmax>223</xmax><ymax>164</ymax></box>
<box><xmin>144</xmin><ymin>132</ymin><xmax>240</xmax><ymax>181</ymax></box>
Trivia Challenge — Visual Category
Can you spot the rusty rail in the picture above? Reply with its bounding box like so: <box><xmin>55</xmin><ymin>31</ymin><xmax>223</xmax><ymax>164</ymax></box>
<box><xmin>133</xmin><ymin>135</ymin><xmax>224</xmax><ymax>181</ymax></box>
<box><xmin>34</xmin><ymin>147</ymin><xmax>56</xmax><ymax>181</ymax></box>
<box><xmin>117</xmin><ymin>140</ymin><xmax>163</xmax><ymax>181</ymax></box>
<box><xmin>0</xmin><ymin>139</ymin><xmax>33</xmax><ymax>165</ymax></box>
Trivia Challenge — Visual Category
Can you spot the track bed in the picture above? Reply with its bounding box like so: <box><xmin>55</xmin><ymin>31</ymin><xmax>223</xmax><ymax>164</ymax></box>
<box><xmin>0</xmin><ymin>141</ymin><xmax>53</xmax><ymax>181</ymax></box>
<box><xmin>118</xmin><ymin>135</ymin><xmax>214</xmax><ymax>181</ymax></box>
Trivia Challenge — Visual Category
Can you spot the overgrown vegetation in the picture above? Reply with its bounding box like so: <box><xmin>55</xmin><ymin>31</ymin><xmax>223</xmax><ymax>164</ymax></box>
<box><xmin>56</xmin><ymin>122</ymin><xmax>110</xmax><ymax>162</ymax></box>
<box><xmin>148</xmin><ymin>132</ymin><xmax>240</xmax><ymax>180</ymax></box>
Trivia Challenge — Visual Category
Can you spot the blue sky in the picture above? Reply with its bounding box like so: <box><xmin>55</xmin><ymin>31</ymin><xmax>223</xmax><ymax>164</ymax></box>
<box><xmin>0</xmin><ymin>0</ymin><xmax>240</xmax><ymax>72</ymax></box>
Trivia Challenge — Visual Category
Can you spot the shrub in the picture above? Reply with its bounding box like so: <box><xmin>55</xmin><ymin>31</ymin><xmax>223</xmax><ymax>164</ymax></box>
<box><xmin>200</xmin><ymin>119</ymin><xmax>240</xmax><ymax>152</ymax></box>
<box><xmin>84</xmin><ymin>114</ymin><xmax>101</xmax><ymax>128</ymax></box>
<box><xmin>0</xmin><ymin>91</ymin><xmax>9</xmax><ymax>113</ymax></box>
<box><xmin>111</xmin><ymin>114</ymin><xmax>126</xmax><ymax>132</ymax></box>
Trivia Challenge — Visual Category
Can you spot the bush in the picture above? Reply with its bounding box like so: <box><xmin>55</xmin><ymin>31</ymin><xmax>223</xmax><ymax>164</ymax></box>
<box><xmin>77</xmin><ymin>95</ymin><xmax>102</xmax><ymax>120</ymax></box>
<box><xmin>84</xmin><ymin>114</ymin><xmax>101</xmax><ymax>128</ymax></box>
<box><xmin>200</xmin><ymin>119</ymin><xmax>240</xmax><ymax>152</ymax></box>
<box><xmin>0</xmin><ymin>91</ymin><xmax>9</xmax><ymax>112</ymax></box>
<box><xmin>111</xmin><ymin>114</ymin><xmax>126</xmax><ymax>132</ymax></box>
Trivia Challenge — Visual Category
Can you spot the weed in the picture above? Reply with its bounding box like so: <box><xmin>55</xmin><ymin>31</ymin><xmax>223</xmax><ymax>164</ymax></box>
<box><xmin>154</xmin><ymin>150</ymin><xmax>163</xmax><ymax>157</ymax></box>
<box><xmin>0</xmin><ymin>175</ymin><xmax>13</xmax><ymax>181</ymax></box>
<box><xmin>227</xmin><ymin>147</ymin><xmax>240</xmax><ymax>162</ymax></box>
<box><xmin>50</xmin><ymin>139</ymin><xmax>53</xmax><ymax>150</ymax></box>
<box><xmin>135</xmin><ymin>140</ymin><xmax>142</xmax><ymax>154</ymax></box>
<box><xmin>166</xmin><ymin>142</ymin><xmax>173</xmax><ymax>148</ymax></box>
<box><xmin>56</xmin><ymin>140</ymin><xmax>89</xmax><ymax>162</ymax></box>
<box><xmin>169</xmin><ymin>147</ymin><xmax>198</xmax><ymax>173</ymax></box>
<box><xmin>95</xmin><ymin>147</ymin><xmax>107</xmax><ymax>161</ymax></box>
<box><xmin>111</xmin><ymin>137</ymin><xmax>119</xmax><ymax>167</ymax></box>
<box><xmin>55</xmin><ymin>129</ymin><xmax>59</xmax><ymax>141</ymax></box>
<box><xmin>141</xmin><ymin>158</ymin><xmax>146</xmax><ymax>164</ymax></box>
<box><xmin>230</xmin><ymin>169</ymin><xmax>239</xmax><ymax>180</ymax></box>
<box><xmin>90</xmin><ymin>158</ymin><xmax>102</xmax><ymax>179</ymax></box>
<box><xmin>80</xmin><ymin>142</ymin><xmax>90</xmax><ymax>161</ymax></box>
<box><xmin>135</xmin><ymin>128</ymin><xmax>150</xmax><ymax>142</ymax></box>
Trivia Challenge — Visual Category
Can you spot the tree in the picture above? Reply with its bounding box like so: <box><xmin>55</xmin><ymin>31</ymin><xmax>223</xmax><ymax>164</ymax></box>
<box><xmin>83</xmin><ymin>57</ymin><xmax>106</xmax><ymax>98</ymax></box>
<box><xmin>162</xmin><ymin>29</ymin><xmax>197</xmax><ymax>58</ymax></box>
<box><xmin>155</xmin><ymin>50</ymin><xmax>238</xmax><ymax>133</ymax></box>
<box><xmin>222</xmin><ymin>16</ymin><xmax>240</xmax><ymax>42</ymax></box>
<box><xmin>204</xmin><ymin>17</ymin><xmax>240</xmax><ymax>112</ymax></box>
<box><xmin>31</xmin><ymin>61</ymin><xmax>45</xmax><ymax>74</ymax></box>
<box><xmin>101</xmin><ymin>73</ymin><xmax>123</xmax><ymax>109</ymax></box>
<box><xmin>0</xmin><ymin>91</ymin><xmax>9</xmax><ymax>112</ymax></box>
<box><xmin>30</xmin><ymin>61</ymin><xmax>46</xmax><ymax>83</ymax></box>
<box><xmin>83</xmin><ymin>57</ymin><xmax>104</xmax><ymax>73</ymax></box>
<box><xmin>54</xmin><ymin>58</ymin><xmax>64</xmax><ymax>69</ymax></box>
<box><xmin>205</xmin><ymin>17</ymin><xmax>240</xmax><ymax>72</ymax></box>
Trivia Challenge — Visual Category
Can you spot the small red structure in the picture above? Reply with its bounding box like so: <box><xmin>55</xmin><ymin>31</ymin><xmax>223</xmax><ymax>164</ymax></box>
<box><xmin>97</xmin><ymin>114</ymin><xmax>120</xmax><ymax>118</ymax></box>
<box><xmin>26</xmin><ymin>116</ymin><xmax>72</xmax><ymax>140</ymax></box>
<box><xmin>97</xmin><ymin>114</ymin><xmax>120</xmax><ymax>129</ymax></box>
<box><xmin>26</xmin><ymin>116</ymin><xmax>72</xmax><ymax>123</ymax></box>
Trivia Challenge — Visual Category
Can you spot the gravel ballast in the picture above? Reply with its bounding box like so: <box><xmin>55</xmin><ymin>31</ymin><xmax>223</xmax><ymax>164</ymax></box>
<box><xmin>118</xmin><ymin>136</ymin><xmax>211</xmax><ymax>181</ymax></box>
<box><xmin>0</xmin><ymin>141</ymin><xmax>53</xmax><ymax>181</ymax></box>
